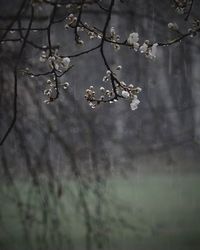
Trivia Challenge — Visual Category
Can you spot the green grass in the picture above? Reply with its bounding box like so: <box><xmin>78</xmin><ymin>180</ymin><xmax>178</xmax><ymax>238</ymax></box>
<box><xmin>0</xmin><ymin>173</ymin><xmax>200</xmax><ymax>250</ymax></box>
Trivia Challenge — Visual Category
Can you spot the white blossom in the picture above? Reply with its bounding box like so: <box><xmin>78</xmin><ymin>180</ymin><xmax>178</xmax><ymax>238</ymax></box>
<box><xmin>122</xmin><ymin>90</ymin><xmax>130</xmax><ymax>98</ymax></box>
<box><xmin>103</xmin><ymin>76</ymin><xmax>109</xmax><ymax>82</ymax></box>
<box><xmin>120</xmin><ymin>81</ymin><xmax>126</xmax><ymax>87</ymax></box>
<box><xmin>66</xmin><ymin>13</ymin><xmax>77</xmax><ymax>26</ymax></box>
<box><xmin>44</xmin><ymin>100</ymin><xmax>50</xmax><ymax>104</ymax></box>
<box><xmin>168</xmin><ymin>22</ymin><xmax>179</xmax><ymax>30</ymax></box>
<box><xmin>39</xmin><ymin>51</ymin><xmax>47</xmax><ymax>62</ymax></box>
<box><xmin>145</xmin><ymin>43</ymin><xmax>158</xmax><ymax>59</ymax></box>
<box><xmin>62</xmin><ymin>82</ymin><xmax>70</xmax><ymax>89</ymax></box>
<box><xmin>127</xmin><ymin>32</ymin><xmax>139</xmax><ymax>45</ymax></box>
<box><xmin>130</xmin><ymin>95</ymin><xmax>140</xmax><ymax>110</ymax></box>
<box><xmin>133</xmin><ymin>42</ymin><xmax>140</xmax><ymax>51</ymax></box>
<box><xmin>134</xmin><ymin>87</ymin><xmax>142</xmax><ymax>93</ymax></box>
<box><xmin>110</xmin><ymin>27</ymin><xmax>115</xmax><ymax>36</ymax></box>
<box><xmin>139</xmin><ymin>43</ymin><xmax>148</xmax><ymax>53</ymax></box>
<box><xmin>54</xmin><ymin>62</ymin><xmax>60</xmax><ymax>71</ymax></box>
<box><xmin>100</xmin><ymin>87</ymin><xmax>105</xmax><ymax>92</ymax></box>
<box><xmin>44</xmin><ymin>89</ymin><xmax>52</xmax><ymax>96</ymax></box>
<box><xmin>106</xmin><ymin>70</ymin><xmax>111</xmax><ymax>75</ymax></box>
<box><xmin>64</xmin><ymin>24</ymin><xmax>69</xmax><ymax>29</ymax></box>
<box><xmin>150</xmin><ymin>43</ymin><xmax>158</xmax><ymax>58</ymax></box>
<box><xmin>89</xmin><ymin>102</ymin><xmax>96</xmax><ymax>109</ymax></box>
<box><xmin>116</xmin><ymin>65</ymin><xmax>122</xmax><ymax>70</ymax></box>
<box><xmin>77</xmin><ymin>39</ymin><xmax>84</xmax><ymax>45</ymax></box>
<box><xmin>62</xmin><ymin>57</ymin><xmax>70</xmax><ymax>69</ymax></box>
<box><xmin>114</xmin><ymin>44</ymin><xmax>120</xmax><ymax>51</ymax></box>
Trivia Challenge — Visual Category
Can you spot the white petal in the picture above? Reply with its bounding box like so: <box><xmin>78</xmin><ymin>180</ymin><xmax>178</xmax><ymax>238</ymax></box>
<box><xmin>122</xmin><ymin>90</ymin><xmax>130</xmax><ymax>98</ymax></box>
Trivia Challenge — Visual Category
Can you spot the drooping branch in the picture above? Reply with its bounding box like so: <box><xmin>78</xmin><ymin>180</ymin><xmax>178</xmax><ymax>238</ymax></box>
<box><xmin>0</xmin><ymin>5</ymin><xmax>35</xmax><ymax>145</ymax></box>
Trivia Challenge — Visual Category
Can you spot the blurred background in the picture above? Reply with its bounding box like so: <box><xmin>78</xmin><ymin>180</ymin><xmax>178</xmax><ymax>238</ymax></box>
<box><xmin>0</xmin><ymin>1</ymin><xmax>200</xmax><ymax>250</ymax></box>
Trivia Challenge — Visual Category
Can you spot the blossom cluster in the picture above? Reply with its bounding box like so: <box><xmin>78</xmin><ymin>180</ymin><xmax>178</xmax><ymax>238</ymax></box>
<box><xmin>85</xmin><ymin>66</ymin><xmax>142</xmax><ymax>111</ymax></box>
<box><xmin>43</xmin><ymin>78</ymin><xmax>70</xmax><ymax>104</ymax></box>
<box><xmin>28</xmin><ymin>2</ymin><xmax>198</xmax><ymax>111</ymax></box>
<box><xmin>171</xmin><ymin>0</ymin><xmax>193</xmax><ymax>15</ymax></box>
<box><xmin>127</xmin><ymin>32</ymin><xmax>158</xmax><ymax>59</ymax></box>
<box><xmin>168</xmin><ymin>18</ymin><xmax>200</xmax><ymax>38</ymax></box>
<box><xmin>40</xmin><ymin>50</ymin><xmax>71</xmax><ymax>72</ymax></box>
<box><xmin>65</xmin><ymin>13</ymin><xmax>77</xmax><ymax>29</ymax></box>
<box><xmin>109</xmin><ymin>27</ymin><xmax>121</xmax><ymax>51</ymax></box>
<box><xmin>65</xmin><ymin>15</ymin><xmax>158</xmax><ymax>58</ymax></box>
<box><xmin>65</xmin><ymin>14</ymin><xmax>104</xmax><ymax>45</ymax></box>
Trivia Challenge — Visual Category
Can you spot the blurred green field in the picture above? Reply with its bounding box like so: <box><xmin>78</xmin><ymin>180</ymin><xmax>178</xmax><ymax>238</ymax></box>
<box><xmin>0</xmin><ymin>173</ymin><xmax>200</xmax><ymax>250</ymax></box>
